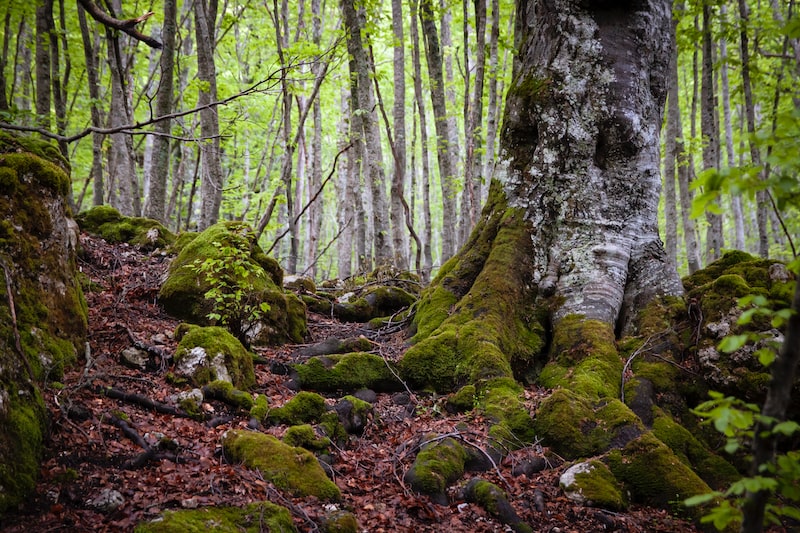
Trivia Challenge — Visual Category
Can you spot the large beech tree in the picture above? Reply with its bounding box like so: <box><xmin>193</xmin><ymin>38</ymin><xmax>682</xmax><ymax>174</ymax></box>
<box><xmin>401</xmin><ymin>0</ymin><xmax>718</xmax><ymax>515</ymax></box>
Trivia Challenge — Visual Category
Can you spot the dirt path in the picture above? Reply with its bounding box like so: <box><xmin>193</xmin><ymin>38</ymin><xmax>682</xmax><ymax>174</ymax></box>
<box><xmin>1</xmin><ymin>235</ymin><xmax>698</xmax><ymax>532</ymax></box>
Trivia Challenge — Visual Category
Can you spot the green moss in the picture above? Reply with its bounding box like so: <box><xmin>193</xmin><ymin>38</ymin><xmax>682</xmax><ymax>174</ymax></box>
<box><xmin>173</xmin><ymin>325</ymin><xmax>255</xmax><ymax>389</ymax></box>
<box><xmin>630</xmin><ymin>360</ymin><xmax>678</xmax><ymax>392</ymax></box>
<box><xmin>319</xmin><ymin>411</ymin><xmax>348</xmax><ymax>445</ymax></box>
<box><xmin>0</xmin><ymin>391</ymin><xmax>46</xmax><ymax>514</ymax></box>
<box><xmin>534</xmin><ymin>390</ymin><xmax>643</xmax><ymax>459</ymax></box>
<box><xmin>282</xmin><ymin>424</ymin><xmax>330</xmax><ymax>450</ymax></box>
<box><xmin>294</xmin><ymin>352</ymin><xmax>401</xmax><ymax>392</ymax></box>
<box><xmin>178</xmin><ymin>396</ymin><xmax>202</xmax><ymax>419</ymax></box>
<box><xmin>478</xmin><ymin>378</ymin><xmax>536</xmax><ymax>445</ymax></box>
<box><xmin>268</xmin><ymin>391</ymin><xmax>327</xmax><ymax>425</ymax></box>
<box><xmin>607</xmin><ymin>433</ymin><xmax>711</xmax><ymax>519</ymax></box>
<box><xmin>569</xmin><ymin>460</ymin><xmax>628</xmax><ymax>511</ymax></box>
<box><xmin>159</xmin><ymin>222</ymin><xmax>304</xmax><ymax>344</ymax></box>
<box><xmin>404</xmin><ymin>436</ymin><xmax>467</xmax><ymax>497</ymax></box>
<box><xmin>399</xmin><ymin>329</ymin><xmax>461</xmax><ymax>392</ymax></box>
<box><xmin>169</xmin><ymin>232</ymin><xmax>199</xmax><ymax>254</ymax></box>
<box><xmin>249</xmin><ymin>395</ymin><xmax>268</xmax><ymax>422</ymax></box>
<box><xmin>0</xmin><ymin>152</ymin><xmax>69</xmax><ymax>196</ymax></box>
<box><xmin>222</xmin><ymin>429</ymin><xmax>340</xmax><ymax>500</ymax></box>
<box><xmin>322</xmin><ymin>510</ymin><xmax>359</xmax><ymax>533</ymax></box>
<box><xmin>203</xmin><ymin>380</ymin><xmax>254</xmax><ymax>410</ymax></box>
<box><xmin>133</xmin><ymin>502</ymin><xmax>297</xmax><ymax>532</ymax></box>
<box><xmin>447</xmin><ymin>384</ymin><xmax>477</xmax><ymax>412</ymax></box>
<box><xmin>682</xmin><ymin>251</ymin><xmax>758</xmax><ymax>291</ymax></box>
<box><xmin>651</xmin><ymin>410</ymin><xmax>738</xmax><ymax>489</ymax></box>
<box><xmin>76</xmin><ymin>206</ymin><xmax>176</xmax><ymax>249</ymax></box>
<box><xmin>465</xmin><ymin>478</ymin><xmax>533</xmax><ymax>533</ymax></box>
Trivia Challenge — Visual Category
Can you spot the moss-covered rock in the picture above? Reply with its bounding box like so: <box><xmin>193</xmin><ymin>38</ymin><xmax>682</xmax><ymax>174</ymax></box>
<box><xmin>282</xmin><ymin>424</ymin><xmax>331</xmax><ymax>450</ymax></box>
<box><xmin>463</xmin><ymin>477</ymin><xmax>532</xmax><ymax>533</ymax></box>
<box><xmin>201</xmin><ymin>380</ymin><xmax>254</xmax><ymax>410</ymax></box>
<box><xmin>76</xmin><ymin>205</ymin><xmax>176</xmax><ymax>251</ymax></box>
<box><xmin>332</xmin><ymin>285</ymin><xmax>417</xmax><ymax>322</ymax></box>
<box><xmin>322</xmin><ymin>510</ymin><xmax>359</xmax><ymax>533</ymax></box>
<box><xmin>173</xmin><ymin>324</ymin><xmax>255</xmax><ymax>389</ymax></box>
<box><xmin>293</xmin><ymin>352</ymin><xmax>402</xmax><ymax>393</ymax></box>
<box><xmin>222</xmin><ymin>429</ymin><xmax>340</xmax><ymax>500</ymax></box>
<box><xmin>249</xmin><ymin>395</ymin><xmax>268</xmax><ymax>422</ymax></box>
<box><xmin>133</xmin><ymin>501</ymin><xmax>296</xmax><ymax>532</ymax></box>
<box><xmin>268</xmin><ymin>391</ymin><xmax>327</xmax><ymax>425</ymax></box>
<box><xmin>0</xmin><ymin>133</ymin><xmax>87</xmax><ymax>515</ymax></box>
<box><xmin>447</xmin><ymin>384</ymin><xmax>477</xmax><ymax>413</ymax></box>
<box><xmin>159</xmin><ymin>221</ymin><xmax>306</xmax><ymax>345</ymax></box>
<box><xmin>559</xmin><ymin>460</ymin><xmax>627</xmax><ymax>511</ymax></box>
<box><xmin>404</xmin><ymin>435</ymin><xmax>467</xmax><ymax>505</ymax></box>
<box><xmin>333</xmin><ymin>395</ymin><xmax>373</xmax><ymax>435</ymax></box>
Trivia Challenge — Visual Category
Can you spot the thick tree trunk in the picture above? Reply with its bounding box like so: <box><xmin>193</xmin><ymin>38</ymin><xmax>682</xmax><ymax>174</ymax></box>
<box><xmin>498</xmin><ymin>0</ymin><xmax>682</xmax><ymax>330</ymax></box>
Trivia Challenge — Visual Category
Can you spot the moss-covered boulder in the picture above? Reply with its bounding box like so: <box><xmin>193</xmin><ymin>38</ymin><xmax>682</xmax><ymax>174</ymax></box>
<box><xmin>222</xmin><ymin>429</ymin><xmax>340</xmax><ymax>500</ymax></box>
<box><xmin>173</xmin><ymin>324</ymin><xmax>255</xmax><ymax>389</ymax></box>
<box><xmin>76</xmin><ymin>205</ymin><xmax>176</xmax><ymax>251</ymax></box>
<box><xmin>267</xmin><ymin>391</ymin><xmax>327</xmax><ymax>425</ymax></box>
<box><xmin>559</xmin><ymin>460</ymin><xmax>627</xmax><ymax>511</ymax></box>
<box><xmin>293</xmin><ymin>352</ymin><xmax>402</xmax><ymax>393</ymax></box>
<box><xmin>201</xmin><ymin>380</ymin><xmax>254</xmax><ymax>410</ymax></box>
<box><xmin>0</xmin><ymin>133</ymin><xmax>87</xmax><ymax>515</ymax></box>
<box><xmin>463</xmin><ymin>478</ymin><xmax>532</xmax><ymax>533</ymax></box>
<box><xmin>159</xmin><ymin>221</ymin><xmax>306</xmax><ymax>345</ymax></box>
<box><xmin>404</xmin><ymin>435</ymin><xmax>467</xmax><ymax>505</ymax></box>
<box><xmin>332</xmin><ymin>285</ymin><xmax>417</xmax><ymax>322</ymax></box>
<box><xmin>133</xmin><ymin>502</ymin><xmax>296</xmax><ymax>532</ymax></box>
<box><xmin>684</xmin><ymin>251</ymin><xmax>796</xmax><ymax>405</ymax></box>
<box><xmin>333</xmin><ymin>395</ymin><xmax>373</xmax><ymax>435</ymax></box>
<box><xmin>282</xmin><ymin>424</ymin><xmax>331</xmax><ymax>450</ymax></box>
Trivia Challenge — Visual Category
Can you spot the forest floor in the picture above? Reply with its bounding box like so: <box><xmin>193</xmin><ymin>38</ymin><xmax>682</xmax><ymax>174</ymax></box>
<box><xmin>1</xmin><ymin>234</ymin><xmax>702</xmax><ymax>532</ymax></box>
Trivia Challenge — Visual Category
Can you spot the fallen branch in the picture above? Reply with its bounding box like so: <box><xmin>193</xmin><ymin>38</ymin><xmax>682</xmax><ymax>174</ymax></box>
<box><xmin>97</xmin><ymin>385</ymin><xmax>192</xmax><ymax>418</ymax></box>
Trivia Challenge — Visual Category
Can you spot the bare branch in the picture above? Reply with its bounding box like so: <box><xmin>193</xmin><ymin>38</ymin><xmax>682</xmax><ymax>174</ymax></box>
<box><xmin>77</xmin><ymin>0</ymin><xmax>161</xmax><ymax>48</ymax></box>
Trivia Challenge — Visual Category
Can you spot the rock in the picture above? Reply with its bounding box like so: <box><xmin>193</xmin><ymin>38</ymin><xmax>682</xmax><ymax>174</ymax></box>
<box><xmin>322</xmin><ymin>509</ymin><xmax>359</xmax><ymax>533</ymax></box>
<box><xmin>463</xmin><ymin>478</ymin><xmax>532</xmax><ymax>533</ymax></box>
<box><xmin>404</xmin><ymin>435</ymin><xmax>467</xmax><ymax>505</ymax></box>
<box><xmin>87</xmin><ymin>488</ymin><xmax>124</xmax><ymax>512</ymax></box>
<box><xmin>293</xmin><ymin>352</ymin><xmax>403</xmax><ymax>393</ymax></box>
<box><xmin>75</xmin><ymin>205</ymin><xmax>176</xmax><ymax>251</ymax></box>
<box><xmin>284</xmin><ymin>274</ymin><xmax>317</xmax><ymax>293</ymax></box>
<box><xmin>352</xmin><ymin>388</ymin><xmax>377</xmax><ymax>403</ymax></box>
<box><xmin>511</xmin><ymin>456</ymin><xmax>547</xmax><ymax>477</ymax></box>
<box><xmin>334</xmin><ymin>395</ymin><xmax>373</xmax><ymax>435</ymax></box>
<box><xmin>560</xmin><ymin>460</ymin><xmax>629</xmax><ymax>511</ymax></box>
<box><xmin>173</xmin><ymin>324</ymin><xmax>255</xmax><ymax>389</ymax></box>
<box><xmin>120</xmin><ymin>346</ymin><xmax>149</xmax><ymax>370</ymax></box>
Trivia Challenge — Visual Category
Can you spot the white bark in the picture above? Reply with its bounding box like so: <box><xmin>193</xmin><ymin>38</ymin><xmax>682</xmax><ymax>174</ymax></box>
<box><xmin>497</xmin><ymin>0</ymin><xmax>682</xmax><ymax>330</ymax></box>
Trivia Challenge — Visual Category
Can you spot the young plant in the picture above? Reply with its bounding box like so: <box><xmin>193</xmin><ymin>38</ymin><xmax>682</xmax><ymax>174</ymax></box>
<box><xmin>186</xmin><ymin>233</ymin><xmax>270</xmax><ymax>346</ymax></box>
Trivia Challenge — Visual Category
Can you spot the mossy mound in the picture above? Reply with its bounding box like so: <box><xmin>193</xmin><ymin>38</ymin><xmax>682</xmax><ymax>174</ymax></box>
<box><xmin>133</xmin><ymin>501</ymin><xmax>296</xmax><ymax>532</ymax></box>
<box><xmin>0</xmin><ymin>133</ymin><xmax>87</xmax><ymax>514</ymax></box>
<box><xmin>322</xmin><ymin>510</ymin><xmax>359</xmax><ymax>533</ymax></box>
<box><xmin>559</xmin><ymin>460</ymin><xmax>627</xmax><ymax>511</ymax></box>
<box><xmin>463</xmin><ymin>478</ymin><xmax>532</xmax><ymax>533</ymax></box>
<box><xmin>173</xmin><ymin>324</ymin><xmax>255</xmax><ymax>389</ymax></box>
<box><xmin>404</xmin><ymin>435</ymin><xmax>467</xmax><ymax>505</ymax></box>
<box><xmin>221</xmin><ymin>429</ymin><xmax>340</xmax><ymax>500</ymax></box>
<box><xmin>534</xmin><ymin>389</ymin><xmax>643</xmax><ymax>459</ymax></box>
<box><xmin>684</xmin><ymin>251</ymin><xmax>796</xmax><ymax>403</ymax></box>
<box><xmin>332</xmin><ymin>285</ymin><xmax>417</xmax><ymax>322</ymax></box>
<box><xmin>159</xmin><ymin>221</ymin><xmax>306</xmax><ymax>345</ymax></box>
<box><xmin>268</xmin><ymin>391</ymin><xmax>327</xmax><ymax>425</ymax></box>
<box><xmin>282</xmin><ymin>424</ymin><xmax>331</xmax><ymax>450</ymax></box>
<box><xmin>201</xmin><ymin>380</ymin><xmax>254</xmax><ymax>410</ymax></box>
<box><xmin>76</xmin><ymin>205</ymin><xmax>176</xmax><ymax>251</ymax></box>
<box><xmin>293</xmin><ymin>352</ymin><xmax>402</xmax><ymax>393</ymax></box>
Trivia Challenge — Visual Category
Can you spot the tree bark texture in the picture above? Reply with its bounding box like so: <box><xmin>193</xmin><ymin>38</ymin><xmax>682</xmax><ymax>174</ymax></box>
<box><xmin>701</xmin><ymin>3</ymin><xmax>723</xmax><ymax>263</ymax></box>
<box><xmin>77</xmin><ymin>4</ymin><xmax>105</xmax><ymax>207</ymax></box>
<box><xmin>390</xmin><ymin>0</ymin><xmax>409</xmax><ymax>270</ymax></box>
<box><xmin>498</xmin><ymin>0</ymin><xmax>682</xmax><ymax>330</ymax></box>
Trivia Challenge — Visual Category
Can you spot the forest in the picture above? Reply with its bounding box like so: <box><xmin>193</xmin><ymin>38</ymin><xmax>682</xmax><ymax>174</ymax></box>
<box><xmin>0</xmin><ymin>0</ymin><xmax>799</xmax><ymax>531</ymax></box>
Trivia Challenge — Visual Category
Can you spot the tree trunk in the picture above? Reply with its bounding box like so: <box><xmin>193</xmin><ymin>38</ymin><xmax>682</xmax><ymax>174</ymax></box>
<box><xmin>144</xmin><ymin>0</ymin><xmax>177</xmax><ymax>223</ymax></box>
<box><xmin>701</xmin><ymin>3</ymin><xmax>723</xmax><ymax>263</ymax></box>
<box><xmin>305</xmin><ymin>0</ymin><xmax>324</xmax><ymax>279</ymax></box>
<box><xmin>35</xmin><ymin>0</ymin><xmax>53</xmax><ymax>130</ymax></box>
<box><xmin>482</xmin><ymin>0</ymin><xmax>502</xmax><ymax>204</ymax></box>
<box><xmin>390</xmin><ymin>0</ymin><xmax>408</xmax><ymax>270</ymax></box>
<box><xmin>460</xmin><ymin>0</ymin><xmax>487</xmax><ymax>247</ymax></box>
<box><xmin>341</xmin><ymin>0</ymin><xmax>392</xmax><ymax>267</ymax></box>
<box><xmin>336</xmin><ymin>88</ymin><xmax>354</xmax><ymax>279</ymax></box>
<box><xmin>77</xmin><ymin>4</ymin><xmax>105</xmax><ymax>207</ymax></box>
<box><xmin>194</xmin><ymin>0</ymin><xmax>223</xmax><ymax>230</ymax></box>
<box><xmin>420</xmin><ymin>0</ymin><xmax>458</xmax><ymax>262</ymax></box>
<box><xmin>410</xmin><ymin>0</ymin><xmax>433</xmax><ymax>279</ymax></box>
<box><xmin>663</xmin><ymin>67</ymin><xmax>678</xmax><ymax>274</ymax></box>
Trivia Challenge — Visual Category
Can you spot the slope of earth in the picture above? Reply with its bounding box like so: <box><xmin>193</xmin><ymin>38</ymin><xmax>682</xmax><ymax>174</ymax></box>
<box><xmin>0</xmin><ymin>234</ymin><xmax>700</xmax><ymax>532</ymax></box>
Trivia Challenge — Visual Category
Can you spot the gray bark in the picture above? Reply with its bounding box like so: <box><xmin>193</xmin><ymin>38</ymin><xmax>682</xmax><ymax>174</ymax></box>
<box><xmin>77</xmin><ymin>4</ymin><xmax>105</xmax><ymax>207</ymax></box>
<box><xmin>701</xmin><ymin>4</ymin><xmax>723</xmax><ymax>263</ymax></box>
<box><xmin>341</xmin><ymin>0</ymin><xmax>392</xmax><ymax>267</ymax></box>
<box><xmin>194</xmin><ymin>0</ymin><xmax>223</xmax><ymax>230</ymax></box>
<box><xmin>35</xmin><ymin>0</ymin><xmax>52</xmax><ymax>130</ymax></box>
<box><xmin>390</xmin><ymin>0</ymin><xmax>408</xmax><ymax>270</ymax></box>
<box><xmin>498</xmin><ymin>0</ymin><xmax>682</xmax><ymax>330</ymax></box>
<box><xmin>144</xmin><ymin>0</ymin><xmax>177</xmax><ymax>223</ymax></box>
<box><xmin>482</xmin><ymin>0</ymin><xmax>502</xmax><ymax>204</ymax></box>
<box><xmin>306</xmin><ymin>0</ymin><xmax>324</xmax><ymax>279</ymax></box>
<box><xmin>420</xmin><ymin>0</ymin><xmax>458</xmax><ymax>262</ymax></box>
<box><xmin>336</xmin><ymin>88</ymin><xmax>354</xmax><ymax>279</ymax></box>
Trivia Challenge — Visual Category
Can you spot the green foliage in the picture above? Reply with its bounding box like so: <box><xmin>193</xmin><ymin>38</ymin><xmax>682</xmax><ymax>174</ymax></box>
<box><xmin>186</xmin><ymin>236</ymin><xmax>271</xmax><ymax>345</ymax></box>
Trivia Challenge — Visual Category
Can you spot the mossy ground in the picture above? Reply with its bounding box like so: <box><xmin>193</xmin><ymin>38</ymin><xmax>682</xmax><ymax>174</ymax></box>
<box><xmin>75</xmin><ymin>205</ymin><xmax>176</xmax><ymax>250</ymax></box>
<box><xmin>293</xmin><ymin>352</ymin><xmax>402</xmax><ymax>392</ymax></box>
<box><xmin>133</xmin><ymin>501</ymin><xmax>296</xmax><ymax>532</ymax></box>
<box><xmin>267</xmin><ymin>391</ymin><xmax>327</xmax><ymax>425</ymax></box>
<box><xmin>0</xmin><ymin>134</ymin><xmax>87</xmax><ymax>515</ymax></box>
<box><xmin>221</xmin><ymin>429</ymin><xmax>340</xmax><ymax>500</ymax></box>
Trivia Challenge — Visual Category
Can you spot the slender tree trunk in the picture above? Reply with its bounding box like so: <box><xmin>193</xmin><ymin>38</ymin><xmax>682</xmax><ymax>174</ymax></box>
<box><xmin>701</xmin><ymin>4</ymin><xmax>723</xmax><ymax>263</ymax></box>
<box><xmin>305</xmin><ymin>0</ymin><xmax>324</xmax><ymax>279</ymax></box>
<box><xmin>0</xmin><ymin>7</ymin><xmax>10</xmax><ymax>111</ymax></box>
<box><xmin>336</xmin><ymin>88</ymin><xmax>354</xmax><ymax>279</ymax></box>
<box><xmin>14</xmin><ymin>20</ymin><xmax>33</xmax><ymax>124</ymax></box>
<box><xmin>50</xmin><ymin>0</ymin><xmax>68</xmax><ymax>157</ymax></box>
<box><xmin>420</xmin><ymin>0</ymin><xmax>458</xmax><ymax>262</ymax></box>
<box><xmin>390</xmin><ymin>0</ymin><xmax>408</xmax><ymax>270</ymax></box>
<box><xmin>35</xmin><ymin>0</ymin><xmax>53</xmax><ymax>130</ymax></box>
<box><xmin>738</xmin><ymin>0</ymin><xmax>770</xmax><ymax>258</ymax></box>
<box><xmin>77</xmin><ymin>4</ymin><xmax>105</xmax><ymax>207</ymax></box>
<box><xmin>194</xmin><ymin>0</ymin><xmax>223</xmax><ymax>230</ymax></box>
<box><xmin>410</xmin><ymin>0</ymin><xmax>433</xmax><ymax>279</ymax></box>
<box><xmin>144</xmin><ymin>0</ymin><xmax>177</xmax><ymax>223</ymax></box>
<box><xmin>341</xmin><ymin>0</ymin><xmax>392</xmax><ymax>267</ymax></box>
<box><xmin>482</xmin><ymin>0</ymin><xmax>502</xmax><ymax>204</ymax></box>
<box><xmin>460</xmin><ymin>0</ymin><xmax>487</xmax><ymax>247</ymax></box>
<box><xmin>663</xmin><ymin>71</ymin><xmax>678</xmax><ymax>272</ymax></box>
